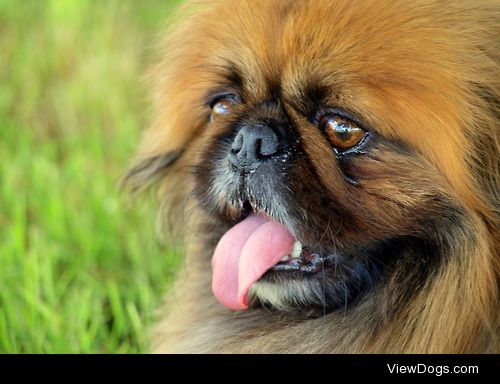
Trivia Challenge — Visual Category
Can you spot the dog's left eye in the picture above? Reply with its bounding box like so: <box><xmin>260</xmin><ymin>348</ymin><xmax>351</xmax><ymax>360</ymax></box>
<box><xmin>319</xmin><ymin>114</ymin><xmax>366</xmax><ymax>150</ymax></box>
<box><xmin>210</xmin><ymin>95</ymin><xmax>239</xmax><ymax>118</ymax></box>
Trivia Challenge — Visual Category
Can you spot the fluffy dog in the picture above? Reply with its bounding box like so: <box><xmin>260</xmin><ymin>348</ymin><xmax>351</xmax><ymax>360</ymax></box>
<box><xmin>125</xmin><ymin>0</ymin><xmax>499</xmax><ymax>353</ymax></box>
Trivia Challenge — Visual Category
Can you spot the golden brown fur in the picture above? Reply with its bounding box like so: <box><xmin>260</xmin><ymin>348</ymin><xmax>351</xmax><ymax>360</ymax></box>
<box><xmin>126</xmin><ymin>0</ymin><xmax>499</xmax><ymax>353</ymax></box>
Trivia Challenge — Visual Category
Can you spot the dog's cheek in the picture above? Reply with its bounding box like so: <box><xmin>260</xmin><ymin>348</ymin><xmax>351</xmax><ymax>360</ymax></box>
<box><xmin>191</xmin><ymin>132</ymin><xmax>246</xmax><ymax>223</ymax></box>
<box><xmin>338</xmin><ymin>149</ymin><xmax>457</xmax><ymax>241</ymax></box>
<box><xmin>282</xmin><ymin>159</ymin><xmax>350</xmax><ymax>244</ymax></box>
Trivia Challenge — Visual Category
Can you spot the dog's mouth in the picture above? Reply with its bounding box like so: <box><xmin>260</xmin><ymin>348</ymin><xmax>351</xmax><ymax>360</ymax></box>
<box><xmin>211</xmin><ymin>203</ymin><xmax>338</xmax><ymax>311</ymax></box>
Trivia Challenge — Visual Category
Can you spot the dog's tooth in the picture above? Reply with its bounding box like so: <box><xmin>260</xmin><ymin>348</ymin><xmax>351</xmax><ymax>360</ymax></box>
<box><xmin>291</xmin><ymin>241</ymin><xmax>303</xmax><ymax>258</ymax></box>
<box><xmin>281</xmin><ymin>255</ymin><xmax>290</xmax><ymax>262</ymax></box>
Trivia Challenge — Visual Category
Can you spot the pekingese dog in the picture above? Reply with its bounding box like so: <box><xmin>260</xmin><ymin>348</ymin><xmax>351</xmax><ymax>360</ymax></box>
<box><xmin>125</xmin><ymin>0</ymin><xmax>499</xmax><ymax>353</ymax></box>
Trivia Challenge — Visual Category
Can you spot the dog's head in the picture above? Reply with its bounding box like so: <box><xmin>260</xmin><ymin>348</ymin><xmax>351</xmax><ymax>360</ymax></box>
<box><xmin>126</xmin><ymin>0</ymin><xmax>499</xmax><ymax>317</ymax></box>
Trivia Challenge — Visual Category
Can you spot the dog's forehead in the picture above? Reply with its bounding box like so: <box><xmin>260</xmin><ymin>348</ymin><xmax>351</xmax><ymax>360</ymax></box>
<box><xmin>206</xmin><ymin>2</ymin><xmax>353</xmax><ymax>100</ymax></box>
<box><xmin>203</xmin><ymin>0</ymin><xmax>413</xmax><ymax>112</ymax></box>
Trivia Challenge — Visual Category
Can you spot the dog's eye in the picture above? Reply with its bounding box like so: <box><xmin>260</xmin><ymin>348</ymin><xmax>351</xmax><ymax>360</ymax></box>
<box><xmin>319</xmin><ymin>114</ymin><xmax>366</xmax><ymax>150</ymax></box>
<box><xmin>210</xmin><ymin>95</ymin><xmax>239</xmax><ymax>118</ymax></box>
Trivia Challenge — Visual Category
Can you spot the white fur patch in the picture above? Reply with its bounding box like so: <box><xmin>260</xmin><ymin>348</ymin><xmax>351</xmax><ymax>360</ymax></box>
<box><xmin>248</xmin><ymin>280</ymin><xmax>318</xmax><ymax>311</ymax></box>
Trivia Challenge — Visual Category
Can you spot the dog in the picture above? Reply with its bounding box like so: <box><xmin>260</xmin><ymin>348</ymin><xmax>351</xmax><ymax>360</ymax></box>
<box><xmin>125</xmin><ymin>0</ymin><xmax>499</xmax><ymax>353</ymax></box>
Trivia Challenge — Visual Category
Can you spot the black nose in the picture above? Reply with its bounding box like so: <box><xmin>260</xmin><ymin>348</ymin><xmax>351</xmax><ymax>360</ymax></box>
<box><xmin>229</xmin><ymin>123</ymin><xmax>280</xmax><ymax>171</ymax></box>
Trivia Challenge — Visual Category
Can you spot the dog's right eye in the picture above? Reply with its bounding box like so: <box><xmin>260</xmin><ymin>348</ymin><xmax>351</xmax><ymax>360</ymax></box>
<box><xmin>210</xmin><ymin>95</ymin><xmax>239</xmax><ymax>118</ymax></box>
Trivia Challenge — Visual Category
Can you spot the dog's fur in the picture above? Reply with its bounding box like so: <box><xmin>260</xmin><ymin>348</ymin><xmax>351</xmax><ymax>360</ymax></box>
<box><xmin>125</xmin><ymin>0</ymin><xmax>499</xmax><ymax>353</ymax></box>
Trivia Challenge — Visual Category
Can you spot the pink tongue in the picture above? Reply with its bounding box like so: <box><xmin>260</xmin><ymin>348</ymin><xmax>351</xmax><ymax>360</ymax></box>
<box><xmin>212</xmin><ymin>214</ymin><xmax>295</xmax><ymax>310</ymax></box>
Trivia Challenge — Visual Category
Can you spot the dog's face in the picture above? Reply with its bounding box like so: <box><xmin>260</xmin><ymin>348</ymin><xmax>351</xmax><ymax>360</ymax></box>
<box><xmin>127</xmin><ymin>0</ymin><xmax>498</xmax><ymax>318</ymax></box>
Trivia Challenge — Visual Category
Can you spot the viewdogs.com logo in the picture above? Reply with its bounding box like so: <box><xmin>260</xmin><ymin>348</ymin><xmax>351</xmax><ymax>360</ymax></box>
<box><xmin>387</xmin><ymin>364</ymin><xmax>478</xmax><ymax>376</ymax></box>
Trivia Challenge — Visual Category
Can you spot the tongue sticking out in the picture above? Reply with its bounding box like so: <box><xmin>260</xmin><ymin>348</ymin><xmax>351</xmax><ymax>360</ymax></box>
<box><xmin>212</xmin><ymin>214</ymin><xmax>295</xmax><ymax>310</ymax></box>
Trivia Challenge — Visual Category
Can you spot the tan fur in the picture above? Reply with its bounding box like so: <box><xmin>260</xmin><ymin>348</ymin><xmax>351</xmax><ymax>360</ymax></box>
<box><xmin>128</xmin><ymin>0</ymin><xmax>500</xmax><ymax>353</ymax></box>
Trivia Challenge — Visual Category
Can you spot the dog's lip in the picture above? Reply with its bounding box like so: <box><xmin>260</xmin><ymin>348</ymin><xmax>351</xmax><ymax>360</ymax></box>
<box><xmin>270</xmin><ymin>247</ymin><xmax>338</xmax><ymax>274</ymax></box>
<box><xmin>228</xmin><ymin>199</ymin><xmax>258</xmax><ymax>223</ymax></box>
<box><xmin>230</xmin><ymin>199</ymin><xmax>282</xmax><ymax>229</ymax></box>
<box><xmin>243</xmin><ymin>200</ymin><xmax>272</xmax><ymax>220</ymax></box>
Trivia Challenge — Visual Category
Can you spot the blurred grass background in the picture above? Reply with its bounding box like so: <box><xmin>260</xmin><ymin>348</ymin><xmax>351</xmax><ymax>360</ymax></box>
<box><xmin>0</xmin><ymin>0</ymin><xmax>184</xmax><ymax>353</ymax></box>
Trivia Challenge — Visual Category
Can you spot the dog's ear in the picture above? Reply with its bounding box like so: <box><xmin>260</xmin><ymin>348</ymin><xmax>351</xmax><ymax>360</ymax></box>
<box><xmin>122</xmin><ymin>90</ymin><xmax>204</xmax><ymax>195</ymax></box>
<box><xmin>123</xmin><ymin>4</ymin><xmax>211</xmax><ymax>195</ymax></box>
<box><xmin>122</xmin><ymin>100</ymin><xmax>200</xmax><ymax>194</ymax></box>
<box><xmin>122</xmin><ymin>147</ymin><xmax>183</xmax><ymax>195</ymax></box>
<box><xmin>122</xmin><ymin>81</ymin><xmax>203</xmax><ymax>196</ymax></box>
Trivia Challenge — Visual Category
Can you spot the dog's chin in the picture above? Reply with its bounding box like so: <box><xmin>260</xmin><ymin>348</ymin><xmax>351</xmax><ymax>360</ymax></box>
<box><xmin>248</xmin><ymin>280</ymin><xmax>318</xmax><ymax>313</ymax></box>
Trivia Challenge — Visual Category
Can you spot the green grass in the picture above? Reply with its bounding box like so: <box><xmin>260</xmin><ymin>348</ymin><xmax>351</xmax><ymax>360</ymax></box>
<box><xmin>0</xmin><ymin>0</ymin><xmax>184</xmax><ymax>353</ymax></box>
